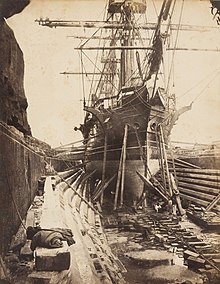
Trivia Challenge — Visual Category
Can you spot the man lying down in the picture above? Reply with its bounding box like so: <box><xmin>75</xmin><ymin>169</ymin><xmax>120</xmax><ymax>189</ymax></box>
<box><xmin>26</xmin><ymin>226</ymin><xmax>76</xmax><ymax>251</ymax></box>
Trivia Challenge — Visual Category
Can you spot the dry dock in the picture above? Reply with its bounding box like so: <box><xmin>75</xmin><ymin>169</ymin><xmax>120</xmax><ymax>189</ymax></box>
<box><xmin>3</xmin><ymin>167</ymin><xmax>220</xmax><ymax>284</ymax></box>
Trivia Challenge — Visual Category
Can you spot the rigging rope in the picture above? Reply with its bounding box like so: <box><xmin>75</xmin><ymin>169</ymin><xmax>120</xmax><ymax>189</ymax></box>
<box><xmin>80</xmin><ymin>51</ymin><xmax>86</xmax><ymax>110</ymax></box>
<box><xmin>78</xmin><ymin>1</ymin><xmax>127</xmax><ymax>105</ymax></box>
<box><xmin>161</xmin><ymin>0</ymin><xmax>177</xmax><ymax>88</ymax></box>
<box><xmin>166</xmin><ymin>0</ymin><xmax>184</xmax><ymax>93</ymax></box>
<box><xmin>191</xmin><ymin>71</ymin><xmax>220</xmax><ymax>104</ymax></box>
<box><xmin>89</xmin><ymin>2</ymin><xmax>108</xmax><ymax>102</ymax></box>
<box><xmin>82</xmin><ymin>50</ymin><xmax>118</xmax><ymax>92</ymax></box>
<box><xmin>178</xmin><ymin>67</ymin><xmax>220</xmax><ymax>100</ymax></box>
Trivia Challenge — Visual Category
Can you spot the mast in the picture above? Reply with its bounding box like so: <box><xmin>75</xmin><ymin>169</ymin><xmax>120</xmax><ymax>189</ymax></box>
<box><xmin>107</xmin><ymin>0</ymin><xmax>147</xmax><ymax>88</ymax></box>
<box><xmin>120</xmin><ymin>2</ymin><xmax>132</xmax><ymax>87</ymax></box>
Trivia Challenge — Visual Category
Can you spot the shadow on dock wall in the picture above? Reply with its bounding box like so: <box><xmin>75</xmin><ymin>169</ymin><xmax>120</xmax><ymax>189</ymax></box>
<box><xmin>0</xmin><ymin>127</ymin><xmax>45</xmax><ymax>256</ymax></box>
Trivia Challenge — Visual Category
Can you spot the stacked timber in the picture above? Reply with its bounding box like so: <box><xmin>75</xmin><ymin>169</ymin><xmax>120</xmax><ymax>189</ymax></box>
<box><xmin>172</xmin><ymin>168</ymin><xmax>220</xmax><ymax>214</ymax></box>
<box><xmin>155</xmin><ymin>159</ymin><xmax>220</xmax><ymax>214</ymax></box>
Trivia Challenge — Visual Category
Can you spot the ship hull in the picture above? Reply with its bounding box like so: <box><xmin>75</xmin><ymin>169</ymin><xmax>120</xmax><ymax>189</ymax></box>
<box><xmin>83</xmin><ymin>86</ymin><xmax>167</xmax><ymax>206</ymax></box>
<box><xmin>86</xmin><ymin>157</ymin><xmax>160</xmax><ymax>206</ymax></box>
<box><xmin>87</xmin><ymin>159</ymin><xmax>145</xmax><ymax>205</ymax></box>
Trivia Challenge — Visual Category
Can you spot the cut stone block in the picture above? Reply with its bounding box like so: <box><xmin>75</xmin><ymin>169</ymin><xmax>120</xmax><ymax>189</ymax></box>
<box><xmin>26</xmin><ymin>271</ymin><xmax>52</xmax><ymax>284</ymax></box>
<box><xmin>26</xmin><ymin>270</ymin><xmax>72</xmax><ymax>284</ymax></box>
<box><xmin>35</xmin><ymin>242</ymin><xmax>70</xmax><ymax>271</ymax></box>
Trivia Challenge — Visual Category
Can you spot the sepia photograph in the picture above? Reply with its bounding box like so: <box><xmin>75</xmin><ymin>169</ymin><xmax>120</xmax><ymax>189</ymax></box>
<box><xmin>0</xmin><ymin>0</ymin><xmax>220</xmax><ymax>283</ymax></box>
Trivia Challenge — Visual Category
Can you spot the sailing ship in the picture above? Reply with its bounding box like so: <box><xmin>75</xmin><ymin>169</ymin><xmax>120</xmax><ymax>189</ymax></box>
<box><xmin>75</xmin><ymin>0</ymin><xmax>178</xmax><ymax>208</ymax></box>
<box><xmin>37</xmin><ymin>0</ymin><xmax>193</xmax><ymax>209</ymax></box>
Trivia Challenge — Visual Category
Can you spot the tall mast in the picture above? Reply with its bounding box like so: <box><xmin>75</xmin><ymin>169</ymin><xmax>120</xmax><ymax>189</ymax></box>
<box><xmin>120</xmin><ymin>2</ymin><xmax>132</xmax><ymax>87</ymax></box>
<box><xmin>108</xmin><ymin>0</ymin><xmax>147</xmax><ymax>88</ymax></box>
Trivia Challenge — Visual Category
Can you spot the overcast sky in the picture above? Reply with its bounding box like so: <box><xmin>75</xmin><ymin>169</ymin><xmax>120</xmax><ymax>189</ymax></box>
<box><xmin>7</xmin><ymin>0</ymin><xmax>220</xmax><ymax>147</ymax></box>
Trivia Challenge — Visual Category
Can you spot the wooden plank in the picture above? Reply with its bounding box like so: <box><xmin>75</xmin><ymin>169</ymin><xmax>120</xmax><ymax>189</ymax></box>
<box><xmin>157</xmin><ymin>174</ymin><xmax>220</xmax><ymax>193</ymax></box>
<box><xmin>120</xmin><ymin>124</ymin><xmax>128</xmax><ymax>208</ymax></box>
<box><xmin>168</xmin><ymin>158</ymin><xmax>201</xmax><ymax>169</ymax></box>
<box><xmin>159</xmin><ymin>125</ymin><xmax>172</xmax><ymax>197</ymax></box>
<box><xmin>114</xmin><ymin>142</ymin><xmax>124</xmax><ymax>210</ymax></box>
<box><xmin>180</xmin><ymin>193</ymin><xmax>220</xmax><ymax>212</ymax></box>
<box><xmin>174</xmin><ymin>168</ymin><xmax>220</xmax><ymax>176</ymax></box>
<box><xmin>156</xmin><ymin>128</ymin><xmax>167</xmax><ymax>190</ymax></box>
<box><xmin>178</xmin><ymin>181</ymin><xmax>219</xmax><ymax>196</ymax></box>
<box><xmin>101</xmin><ymin>134</ymin><xmax>108</xmax><ymax>205</ymax></box>
<box><xmin>93</xmin><ymin>174</ymin><xmax>116</xmax><ymax>201</ymax></box>
<box><xmin>176</xmin><ymin>177</ymin><xmax>220</xmax><ymax>190</ymax></box>
<box><xmin>178</xmin><ymin>187</ymin><xmax>215</xmax><ymax>202</ymax></box>
<box><xmin>156</xmin><ymin>176</ymin><xmax>219</xmax><ymax>196</ymax></box>
<box><xmin>172</xmin><ymin>172</ymin><xmax>220</xmax><ymax>183</ymax></box>
<box><xmin>203</xmin><ymin>253</ymin><xmax>220</xmax><ymax>259</ymax></box>
<box><xmin>179</xmin><ymin>193</ymin><xmax>209</xmax><ymax>207</ymax></box>
<box><xmin>169</xmin><ymin>163</ymin><xmax>192</xmax><ymax>169</ymax></box>
<box><xmin>206</xmin><ymin>192</ymin><xmax>220</xmax><ymax>212</ymax></box>
<box><xmin>136</xmin><ymin>171</ymin><xmax>169</xmax><ymax>201</ymax></box>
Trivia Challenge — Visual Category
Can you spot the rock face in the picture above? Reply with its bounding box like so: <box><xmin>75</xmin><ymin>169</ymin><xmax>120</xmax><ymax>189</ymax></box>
<box><xmin>0</xmin><ymin>0</ymin><xmax>30</xmax><ymax>19</ymax></box>
<box><xmin>0</xmin><ymin>0</ymin><xmax>31</xmax><ymax>135</ymax></box>
<box><xmin>0</xmin><ymin>0</ymin><xmax>45</xmax><ymax>259</ymax></box>
<box><xmin>0</xmin><ymin>124</ymin><xmax>45</xmax><ymax>256</ymax></box>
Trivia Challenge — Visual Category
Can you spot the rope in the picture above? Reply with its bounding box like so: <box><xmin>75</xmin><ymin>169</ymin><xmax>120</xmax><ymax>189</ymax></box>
<box><xmin>81</xmin><ymin>50</ymin><xmax>118</xmax><ymax>92</ymax></box>
<box><xmin>191</xmin><ymin>71</ymin><xmax>220</xmax><ymax>104</ymax></box>
<box><xmin>0</xmin><ymin>122</ymin><xmax>43</xmax><ymax>158</ymax></box>
<box><xmin>177</xmin><ymin>67</ymin><xmax>220</xmax><ymax>100</ymax></box>
<box><xmin>89</xmin><ymin>25</ymin><xmax>103</xmax><ymax>101</ymax></box>
<box><xmin>162</xmin><ymin>0</ymin><xmax>177</xmax><ymax>88</ymax></box>
<box><xmin>166</xmin><ymin>0</ymin><xmax>184</xmax><ymax>93</ymax></box>
<box><xmin>79</xmin><ymin>1</ymin><xmax>124</xmax><ymax>49</ymax></box>
<box><xmin>80</xmin><ymin>51</ymin><xmax>86</xmax><ymax>108</ymax></box>
<box><xmin>78</xmin><ymin>0</ymin><xmax>127</xmax><ymax>103</ymax></box>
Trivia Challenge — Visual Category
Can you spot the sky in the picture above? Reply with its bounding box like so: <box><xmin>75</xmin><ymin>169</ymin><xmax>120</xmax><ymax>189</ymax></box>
<box><xmin>7</xmin><ymin>0</ymin><xmax>220</xmax><ymax>148</ymax></box>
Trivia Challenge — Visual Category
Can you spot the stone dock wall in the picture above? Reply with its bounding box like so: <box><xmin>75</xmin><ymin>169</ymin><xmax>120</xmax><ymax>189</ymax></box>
<box><xmin>0</xmin><ymin>125</ymin><xmax>45</xmax><ymax>256</ymax></box>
